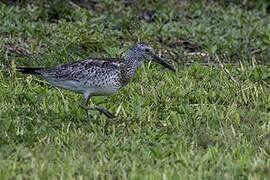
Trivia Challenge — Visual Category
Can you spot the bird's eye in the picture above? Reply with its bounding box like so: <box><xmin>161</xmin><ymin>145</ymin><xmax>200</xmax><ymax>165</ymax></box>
<box><xmin>145</xmin><ymin>48</ymin><xmax>150</xmax><ymax>52</ymax></box>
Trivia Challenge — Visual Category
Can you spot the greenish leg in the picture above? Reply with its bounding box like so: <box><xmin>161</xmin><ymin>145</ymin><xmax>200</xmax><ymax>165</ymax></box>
<box><xmin>80</xmin><ymin>97</ymin><xmax>116</xmax><ymax>122</ymax></box>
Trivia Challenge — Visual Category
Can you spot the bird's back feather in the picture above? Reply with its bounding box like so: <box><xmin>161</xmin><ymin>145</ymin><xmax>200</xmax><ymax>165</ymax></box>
<box><xmin>16</xmin><ymin>59</ymin><xmax>129</xmax><ymax>95</ymax></box>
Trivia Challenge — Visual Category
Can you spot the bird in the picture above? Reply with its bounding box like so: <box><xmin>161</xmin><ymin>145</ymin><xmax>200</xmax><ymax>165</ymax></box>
<box><xmin>17</xmin><ymin>43</ymin><xmax>175</xmax><ymax>121</ymax></box>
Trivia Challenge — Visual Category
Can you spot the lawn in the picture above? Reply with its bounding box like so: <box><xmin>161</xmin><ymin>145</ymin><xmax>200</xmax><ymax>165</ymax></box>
<box><xmin>0</xmin><ymin>0</ymin><xmax>270</xmax><ymax>179</ymax></box>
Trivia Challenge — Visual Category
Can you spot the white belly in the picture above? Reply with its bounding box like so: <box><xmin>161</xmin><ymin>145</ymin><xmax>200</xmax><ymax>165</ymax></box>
<box><xmin>88</xmin><ymin>87</ymin><xmax>119</xmax><ymax>96</ymax></box>
<box><xmin>47</xmin><ymin>79</ymin><xmax>120</xmax><ymax>97</ymax></box>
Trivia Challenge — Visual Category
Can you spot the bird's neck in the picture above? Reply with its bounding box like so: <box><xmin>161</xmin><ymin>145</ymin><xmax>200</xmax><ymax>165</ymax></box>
<box><xmin>125</xmin><ymin>55</ymin><xmax>143</xmax><ymax>75</ymax></box>
<box><xmin>125</xmin><ymin>52</ymin><xmax>144</xmax><ymax>69</ymax></box>
<box><xmin>120</xmin><ymin>54</ymin><xmax>144</xmax><ymax>86</ymax></box>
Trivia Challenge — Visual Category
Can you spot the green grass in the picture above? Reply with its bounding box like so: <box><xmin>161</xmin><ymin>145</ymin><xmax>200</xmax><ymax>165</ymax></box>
<box><xmin>1</xmin><ymin>0</ymin><xmax>270</xmax><ymax>179</ymax></box>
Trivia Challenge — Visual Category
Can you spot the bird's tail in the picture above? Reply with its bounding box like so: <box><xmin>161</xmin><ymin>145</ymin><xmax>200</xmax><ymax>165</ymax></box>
<box><xmin>17</xmin><ymin>67</ymin><xmax>43</xmax><ymax>75</ymax></box>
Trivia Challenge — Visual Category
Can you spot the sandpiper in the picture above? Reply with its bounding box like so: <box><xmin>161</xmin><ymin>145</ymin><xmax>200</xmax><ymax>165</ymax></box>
<box><xmin>17</xmin><ymin>43</ymin><xmax>175</xmax><ymax>121</ymax></box>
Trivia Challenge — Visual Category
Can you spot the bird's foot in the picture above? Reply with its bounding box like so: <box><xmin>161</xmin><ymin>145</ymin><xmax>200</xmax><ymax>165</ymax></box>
<box><xmin>95</xmin><ymin>107</ymin><xmax>116</xmax><ymax>119</ymax></box>
<box><xmin>80</xmin><ymin>104</ymin><xmax>116</xmax><ymax>119</ymax></box>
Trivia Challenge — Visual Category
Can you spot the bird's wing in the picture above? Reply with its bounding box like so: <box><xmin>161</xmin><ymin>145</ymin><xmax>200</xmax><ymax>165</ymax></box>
<box><xmin>37</xmin><ymin>58</ymin><xmax>125</xmax><ymax>81</ymax></box>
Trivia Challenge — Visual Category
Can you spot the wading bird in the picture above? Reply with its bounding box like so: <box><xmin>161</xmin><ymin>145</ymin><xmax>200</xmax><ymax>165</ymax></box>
<box><xmin>17</xmin><ymin>43</ymin><xmax>175</xmax><ymax>121</ymax></box>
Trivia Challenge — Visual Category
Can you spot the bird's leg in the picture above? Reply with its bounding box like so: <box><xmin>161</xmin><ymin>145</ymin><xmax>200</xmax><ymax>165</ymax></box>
<box><xmin>80</xmin><ymin>97</ymin><xmax>116</xmax><ymax>120</ymax></box>
<box><xmin>80</xmin><ymin>97</ymin><xmax>92</xmax><ymax>123</ymax></box>
<box><xmin>94</xmin><ymin>107</ymin><xmax>116</xmax><ymax>119</ymax></box>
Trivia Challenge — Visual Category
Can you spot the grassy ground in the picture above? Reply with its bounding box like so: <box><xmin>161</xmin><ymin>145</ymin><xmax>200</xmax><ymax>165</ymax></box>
<box><xmin>1</xmin><ymin>0</ymin><xmax>270</xmax><ymax>179</ymax></box>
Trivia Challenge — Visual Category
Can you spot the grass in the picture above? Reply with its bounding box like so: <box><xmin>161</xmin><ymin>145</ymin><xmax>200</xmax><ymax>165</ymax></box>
<box><xmin>1</xmin><ymin>0</ymin><xmax>270</xmax><ymax>179</ymax></box>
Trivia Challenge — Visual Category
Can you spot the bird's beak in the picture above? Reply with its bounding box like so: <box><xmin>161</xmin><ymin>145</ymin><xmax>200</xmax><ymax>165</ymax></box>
<box><xmin>151</xmin><ymin>54</ymin><xmax>175</xmax><ymax>72</ymax></box>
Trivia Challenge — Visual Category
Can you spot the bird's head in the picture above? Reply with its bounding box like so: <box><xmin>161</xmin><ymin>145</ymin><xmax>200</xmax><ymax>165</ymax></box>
<box><xmin>125</xmin><ymin>43</ymin><xmax>175</xmax><ymax>72</ymax></box>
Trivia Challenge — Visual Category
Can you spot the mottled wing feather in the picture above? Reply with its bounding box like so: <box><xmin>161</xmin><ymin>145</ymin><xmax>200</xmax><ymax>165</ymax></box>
<box><xmin>37</xmin><ymin>58</ymin><xmax>125</xmax><ymax>82</ymax></box>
